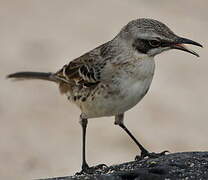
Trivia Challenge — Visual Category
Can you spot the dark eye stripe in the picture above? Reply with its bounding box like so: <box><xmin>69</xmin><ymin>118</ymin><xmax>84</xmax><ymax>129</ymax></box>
<box><xmin>133</xmin><ymin>38</ymin><xmax>172</xmax><ymax>54</ymax></box>
<box><xmin>133</xmin><ymin>39</ymin><xmax>154</xmax><ymax>54</ymax></box>
<box><xmin>161</xmin><ymin>41</ymin><xmax>172</xmax><ymax>47</ymax></box>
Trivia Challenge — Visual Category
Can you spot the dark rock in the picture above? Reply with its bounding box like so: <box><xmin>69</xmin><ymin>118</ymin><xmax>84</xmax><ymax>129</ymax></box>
<box><xmin>39</xmin><ymin>151</ymin><xmax>208</xmax><ymax>180</ymax></box>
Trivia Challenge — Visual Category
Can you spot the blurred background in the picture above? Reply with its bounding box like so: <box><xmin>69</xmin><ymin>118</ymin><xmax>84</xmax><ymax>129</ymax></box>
<box><xmin>1</xmin><ymin>0</ymin><xmax>208</xmax><ymax>179</ymax></box>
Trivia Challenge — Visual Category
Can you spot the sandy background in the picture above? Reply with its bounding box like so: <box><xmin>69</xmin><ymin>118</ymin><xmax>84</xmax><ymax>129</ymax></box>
<box><xmin>1</xmin><ymin>0</ymin><xmax>208</xmax><ymax>179</ymax></box>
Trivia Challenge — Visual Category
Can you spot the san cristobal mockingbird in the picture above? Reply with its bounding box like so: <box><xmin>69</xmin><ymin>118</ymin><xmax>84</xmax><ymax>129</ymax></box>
<box><xmin>7</xmin><ymin>18</ymin><xmax>202</xmax><ymax>173</ymax></box>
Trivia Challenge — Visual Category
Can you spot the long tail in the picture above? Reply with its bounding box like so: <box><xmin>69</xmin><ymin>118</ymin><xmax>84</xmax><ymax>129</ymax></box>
<box><xmin>7</xmin><ymin>71</ymin><xmax>57</xmax><ymax>82</ymax></box>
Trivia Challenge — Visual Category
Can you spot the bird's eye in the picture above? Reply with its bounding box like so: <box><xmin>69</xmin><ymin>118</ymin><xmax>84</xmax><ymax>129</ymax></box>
<box><xmin>149</xmin><ymin>40</ymin><xmax>161</xmax><ymax>47</ymax></box>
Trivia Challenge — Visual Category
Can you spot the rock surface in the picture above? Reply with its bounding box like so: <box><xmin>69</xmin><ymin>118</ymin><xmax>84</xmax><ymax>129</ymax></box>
<box><xmin>40</xmin><ymin>152</ymin><xmax>208</xmax><ymax>180</ymax></box>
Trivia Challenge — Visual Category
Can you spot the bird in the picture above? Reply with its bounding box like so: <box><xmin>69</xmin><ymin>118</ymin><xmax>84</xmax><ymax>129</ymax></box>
<box><xmin>7</xmin><ymin>18</ymin><xmax>202</xmax><ymax>173</ymax></box>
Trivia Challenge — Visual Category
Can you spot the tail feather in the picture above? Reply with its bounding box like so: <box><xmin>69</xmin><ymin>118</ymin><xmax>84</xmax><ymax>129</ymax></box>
<box><xmin>7</xmin><ymin>71</ymin><xmax>57</xmax><ymax>82</ymax></box>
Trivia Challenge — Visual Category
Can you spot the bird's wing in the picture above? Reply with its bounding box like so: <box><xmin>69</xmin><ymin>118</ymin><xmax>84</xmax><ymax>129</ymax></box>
<box><xmin>54</xmin><ymin>47</ymin><xmax>108</xmax><ymax>87</ymax></box>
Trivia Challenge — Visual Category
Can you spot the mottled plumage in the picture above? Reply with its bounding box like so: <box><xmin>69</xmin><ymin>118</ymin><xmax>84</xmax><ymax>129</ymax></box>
<box><xmin>7</xmin><ymin>18</ymin><xmax>202</xmax><ymax>172</ymax></box>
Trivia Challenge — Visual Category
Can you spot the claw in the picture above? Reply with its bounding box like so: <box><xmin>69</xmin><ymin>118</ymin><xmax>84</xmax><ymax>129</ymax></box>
<box><xmin>95</xmin><ymin>164</ymin><xmax>108</xmax><ymax>170</ymax></box>
<box><xmin>135</xmin><ymin>150</ymin><xmax>169</xmax><ymax>160</ymax></box>
<box><xmin>77</xmin><ymin>164</ymin><xmax>108</xmax><ymax>175</ymax></box>
<box><xmin>147</xmin><ymin>150</ymin><xmax>169</xmax><ymax>158</ymax></box>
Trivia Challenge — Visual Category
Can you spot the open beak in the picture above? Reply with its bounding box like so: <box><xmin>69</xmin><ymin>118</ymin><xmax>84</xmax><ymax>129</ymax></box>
<box><xmin>172</xmin><ymin>37</ymin><xmax>203</xmax><ymax>57</ymax></box>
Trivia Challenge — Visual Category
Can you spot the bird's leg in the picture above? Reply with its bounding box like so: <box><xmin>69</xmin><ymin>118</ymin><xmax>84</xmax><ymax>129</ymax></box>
<box><xmin>79</xmin><ymin>114</ymin><xmax>89</xmax><ymax>172</ymax></box>
<box><xmin>78</xmin><ymin>114</ymin><xmax>108</xmax><ymax>174</ymax></box>
<box><xmin>115</xmin><ymin>113</ymin><xmax>168</xmax><ymax>160</ymax></box>
<box><xmin>115</xmin><ymin>114</ymin><xmax>149</xmax><ymax>157</ymax></box>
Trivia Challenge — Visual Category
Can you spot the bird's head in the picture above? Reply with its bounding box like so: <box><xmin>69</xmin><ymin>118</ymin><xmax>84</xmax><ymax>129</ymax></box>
<box><xmin>119</xmin><ymin>18</ymin><xmax>202</xmax><ymax>57</ymax></box>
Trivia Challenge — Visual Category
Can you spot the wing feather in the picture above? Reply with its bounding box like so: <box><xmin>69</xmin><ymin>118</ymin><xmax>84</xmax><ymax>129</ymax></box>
<box><xmin>54</xmin><ymin>40</ymin><xmax>117</xmax><ymax>89</ymax></box>
<box><xmin>55</xmin><ymin>52</ymin><xmax>103</xmax><ymax>87</ymax></box>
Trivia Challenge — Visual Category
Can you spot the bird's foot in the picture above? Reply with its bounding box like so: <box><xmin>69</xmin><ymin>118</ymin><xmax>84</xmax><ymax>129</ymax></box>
<box><xmin>77</xmin><ymin>163</ymin><xmax>108</xmax><ymax>175</ymax></box>
<box><xmin>135</xmin><ymin>150</ymin><xmax>169</xmax><ymax>160</ymax></box>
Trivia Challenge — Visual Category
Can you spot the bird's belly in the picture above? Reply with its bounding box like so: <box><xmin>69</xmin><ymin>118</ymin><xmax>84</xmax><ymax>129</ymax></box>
<box><xmin>72</xmin><ymin>58</ymin><xmax>155</xmax><ymax>118</ymax></box>
<box><xmin>79</xmin><ymin>77</ymin><xmax>153</xmax><ymax>118</ymax></box>
<box><xmin>119</xmin><ymin>78</ymin><xmax>153</xmax><ymax>111</ymax></box>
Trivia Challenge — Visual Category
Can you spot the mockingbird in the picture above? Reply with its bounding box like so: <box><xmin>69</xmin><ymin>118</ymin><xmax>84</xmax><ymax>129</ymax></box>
<box><xmin>7</xmin><ymin>18</ymin><xmax>202</xmax><ymax>173</ymax></box>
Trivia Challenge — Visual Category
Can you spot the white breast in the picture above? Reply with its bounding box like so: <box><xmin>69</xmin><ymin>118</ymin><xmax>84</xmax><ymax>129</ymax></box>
<box><xmin>76</xmin><ymin>57</ymin><xmax>155</xmax><ymax>118</ymax></box>
<box><xmin>116</xmin><ymin>57</ymin><xmax>155</xmax><ymax>113</ymax></box>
